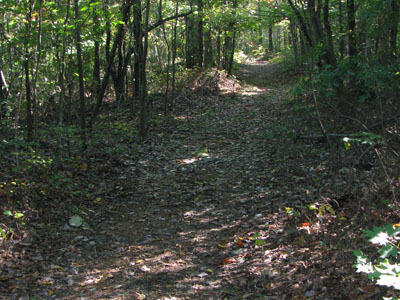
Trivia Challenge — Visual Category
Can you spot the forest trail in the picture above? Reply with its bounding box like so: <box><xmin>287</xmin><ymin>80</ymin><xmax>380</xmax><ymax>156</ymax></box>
<box><xmin>4</xmin><ymin>61</ymin><xmax>365</xmax><ymax>300</ymax></box>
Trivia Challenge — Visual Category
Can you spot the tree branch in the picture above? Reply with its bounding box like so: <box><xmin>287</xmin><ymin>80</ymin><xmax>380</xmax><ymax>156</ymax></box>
<box><xmin>146</xmin><ymin>10</ymin><xmax>192</xmax><ymax>33</ymax></box>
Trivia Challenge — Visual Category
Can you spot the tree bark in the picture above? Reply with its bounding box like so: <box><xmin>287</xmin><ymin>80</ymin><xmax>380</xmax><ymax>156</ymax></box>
<box><xmin>338</xmin><ymin>0</ymin><xmax>345</xmax><ymax>57</ymax></box>
<box><xmin>185</xmin><ymin>0</ymin><xmax>202</xmax><ymax>68</ymax></box>
<box><xmin>323</xmin><ymin>0</ymin><xmax>337</xmax><ymax>66</ymax></box>
<box><xmin>347</xmin><ymin>0</ymin><xmax>357</xmax><ymax>57</ymax></box>
<box><xmin>139</xmin><ymin>0</ymin><xmax>151</xmax><ymax>141</ymax></box>
<box><xmin>287</xmin><ymin>0</ymin><xmax>313</xmax><ymax>47</ymax></box>
<box><xmin>289</xmin><ymin>21</ymin><xmax>299</xmax><ymax>69</ymax></box>
<box><xmin>172</xmin><ymin>0</ymin><xmax>179</xmax><ymax>94</ymax></box>
<box><xmin>390</xmin><ymin>0</ymin><xmax>399</xmax><ymax>57</ymax></box>
<box><xmin>74</xmin><ymin>0</ymin><xmax>87</xmax><ymax>151</ymax></box>
<box><xmin>24</xmin><ymin>0</ymin><xmax>34</xmax><ymax>141</ymax></box>
<box><xmin>90</xmin><ymin>0</ymin><xmax>133</xmax><ymax>128</ymax></box>
<box><xmin>92</xmin><ymin>0</ymin><xmax>101</xmax><ymax>96</ymax></box>
<box><xmin>58</xmin><ymin>0</ymin><xmax>71</xmax><ymax>125</ymax></box>
<box><xmin>268</xmin><ymin>24</ymin><xmax>274</xmax><ymax>52</ymax></box>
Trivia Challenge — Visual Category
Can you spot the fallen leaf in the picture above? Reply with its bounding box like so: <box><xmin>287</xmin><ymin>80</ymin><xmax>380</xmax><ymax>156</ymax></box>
<box><xmin>81</xmin><ymin>163</ymin><xmax>88</xmax><ymax>171</ymax></box>
<box><xmin>222</xmin><ymin>258</ymin><xmax>235</xmax><ymax>265</ymax></box>
<box><xmin>69</xmin><ymin>215</ymin><xmax>83</xmax><ymax>227</ymax></box>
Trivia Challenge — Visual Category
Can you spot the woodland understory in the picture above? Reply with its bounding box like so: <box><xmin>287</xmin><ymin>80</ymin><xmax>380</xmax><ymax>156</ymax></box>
<box><xmin>0</xmin><ymin>59</ymin><xmax>399</xmax><ymax>300</ymax></box>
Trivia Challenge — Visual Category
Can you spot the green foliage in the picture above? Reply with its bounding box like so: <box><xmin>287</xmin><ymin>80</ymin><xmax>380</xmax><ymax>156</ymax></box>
<box><xmin>354</xmin><ymin>224</ymin><xmax>400</xmax><ymax>299</ymax></box>
<box><xmin>300</xmin><ymin>56</ymin><xmax>400</xmax><ymax>104</ymax></box>
<box><xmin>343</xmin><ymin>132</ymin><xmax>385</xmax><ymax>150</ymax></box>
<box><xmin>253</xmin><ymin>232</ymin><xmax>267</xmax><ymax>247</ymax></box>
<box><xmin>3</xmin><ymin>210</ymin><xmax>24</xmax><ymax>219</ymax></box>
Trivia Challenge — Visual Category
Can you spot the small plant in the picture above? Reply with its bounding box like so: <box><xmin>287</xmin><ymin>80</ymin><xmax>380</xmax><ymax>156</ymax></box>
<box><xmin>354</xmin><ymin>224</ymin><xmax>400</xmax><ymax>299</ymax></box>
<box><xmin>342</xmin><ymin>132</ymin><xmax>385</xmax><ymax>150</ymax></box>
<box><xmin>252</xmin><ymin>232</ymin><xmax>267</xmax><ymax>247</ymax></box>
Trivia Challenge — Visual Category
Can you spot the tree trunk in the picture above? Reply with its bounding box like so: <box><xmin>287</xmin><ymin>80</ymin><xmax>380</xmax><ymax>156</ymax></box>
<box><xmin>0</xmin><ymin>69</ymin><xmax>8</xmax><ymax>130</ymax></box>
<box><xmin>338</xmin><ymin>0</ymin><xmax>345</xmax><ymax>57</ymax></box>
<box><xmin>133</xmin><ymin>0</ymin><xmax>143</xmax><ymax>99</ymax></box>
<box><xmin>185</xmin><ymin>15</ymin><xmax>197</xmax><ymax>68</ymax></box>
<box><xmin>90</xmin><ymin>0</ymin><xmax>133</xmax><ymax>128</ymax></box>
<box><xmin>197</xmin><ymin>0</ymin><xmax>203</xmax><ymax>67</ymax></box>
<box><xmin>390</xmin><ymin>0</ymin><xmax>399</xmax><ymax>57</ymax></box>
<box><xmin>347</xmin><ymin>0</ymin><xmax>357</xmax><ymax>58</ymax></box>
<box><xmin>24</xmin><ymin>0</ymin><xmax>34</xmax><ymax>141</ymax></box>
<box><xmin>58</xmin><ymin>0</ymin><xmax>71</xmax><ymax>125</ymax></box>
<box><xmin>74</xmin><ymin>0</ymin><xmax>87</xmax><ymax>151</ymax></box>
<box><xmin>287</xmin><ymin>0</ymin><xmax>313</xmax><ymax>48</ymax></box>
<box><xmin>172</xmin><ymin>0</ymin><xmax>179</xmax><ymax>94</ymax></box>
<box><xmin>268</xmin><ymin>24</ymin><xmax>274</xmax><ymax>52</ymax></box>
<box><xmin>203</xmin><ymin>27</ymin><xmax>213</xmax><ymax>67</ymax></box>
<box><xmin>258</xmin><ymin>2</ymin><xmax>262</xmax><ymax>45</ymax></box>
<box><xmin>227</xmin><ymin>30</ymin><xmax>236</xmax><ymax>75</ymax></box>
<box><xmin>289</xmin><ymin>21</ymin><xmax>299</xmax><ymax>69</ymax></box>
<box><xmin>216</xmin><ymin>29</ymin><xmax>221</xmax><ymax>67</ymax></box>
<box><xmin>185</xmin><ymin>0</ymin><xmax>202</xmax><ymax>68</ymax></box>
<box><xmin>323</xmin><ymin>0</ymin><xmax>337</xmax><ymax>66</ymax></box>
<box><xmin>32</xmin><ymin>0</ymin><xmax>43</xmax><ymax>131</ymax></box>
<box><xmin>92</xmin><ymin>1</ymin><xmax>101</xmax><ymax>96</ymax></box>
<box><xmin>139</xmin><ymin>0</ymin><xmax>151</xmax><ymax>141</ymax></box>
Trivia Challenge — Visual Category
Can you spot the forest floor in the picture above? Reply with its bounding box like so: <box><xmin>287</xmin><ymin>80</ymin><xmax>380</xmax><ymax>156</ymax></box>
<box><xmin>1</xmin><ymin>60</ymin><xmax>397</xmax><ymax>299</ymax></box>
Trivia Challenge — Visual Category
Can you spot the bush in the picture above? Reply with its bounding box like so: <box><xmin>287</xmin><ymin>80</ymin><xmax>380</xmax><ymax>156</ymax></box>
<box><xmin>354</xmin><ymin>224</ymin><xmax>400</xmax><ymax>300</ymax></box>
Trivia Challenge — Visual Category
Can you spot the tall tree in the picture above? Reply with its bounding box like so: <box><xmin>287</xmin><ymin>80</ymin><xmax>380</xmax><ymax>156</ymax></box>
<box><xmin>347</xmin><ymin>0</ymin><xmax>357</xmax><ymax>58</ymax></box>
<box><xmin>74</xmin><ymin>0</ymin><xmax>87</xmax><ymax>150</ymax></box>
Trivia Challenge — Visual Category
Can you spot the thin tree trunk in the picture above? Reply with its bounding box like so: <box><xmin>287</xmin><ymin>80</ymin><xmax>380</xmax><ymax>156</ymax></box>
<box><xmin>74</xmin><ymin>0</ymin><xmax>87</xmax><ymax>151</ymax></box>
<box><xmin>24</xmin><ymin>0</ymin><xmax>34</xmax><ymax>141</ymax></box>
<box><xmin>287</xmin><ymin>0</ymin><xmax>313</xmax><ymax>48</ymax></box>
<box><xmin>0</xmin><ymin>69</ymin><xmax>8</xmax><ymax>129</ymax></box>
<box><xmin>226</xmin><ymin>0</ymin><xmax>237</xmax><ymax>75</ymax></box>
<box><xmin>390</xmin><ymin>0</ymin><xmax>399</xmax><ymax>57</ymax></box>
<box><xmin>139</xmin><ymin>0</ymin><xmax>151</xmax><ymax>141</ymax></box>
<box><xmin>203</xmin><ymin>26</ymin><xmax>213</xmax><ymax>67</ymax></box>
<box><xmin>338</xmin><ymin>0</ymin><xmax>344</xmax><ymax>57</ymax></box>
<box><xmin>90</xmin><ymin>0</ymin><xmax>133</xmax><ymax>128</ymax></box>
<box><xmin>133</xmin><ymin>0</ymin><xmax>142</xmax><ymax>100</ymax></box>
<box><xmin>58</xmin><ymin>0</ymin><xmax>71</xmax><ymax>125</ymax></box>
<box><xmin>258</xmin><ymin>1</ymin><xmax>262</xmax><ymax>45</ymax></box>
<box><xmin>198</xmin><ymin>0</ymin><xmax>203</xmax><ymax>67</ymax></box>
<box><xmin>347</xmin><ymin>0</ymin><xmax>357</xmax><ymax>58</ymax></box>
<box><xmin>323</xmin><ymin>0</ymin><xmax>337</xmax><ymax>66</ymax></box>
<box><xmin>172</xmin><ymin>0</ymin><xmax>179</xmax><ymax>94</ymax></box>
<box><xmin>216</xmin><ymin>29</ymin><xmax>221</xmax><ymax>67</ymax></box>
<box><xmin>92</xmin><ymin>0</ymin><xmax>101</xmax><ymax>96</ymax></box>
<box><xmin>268</xmin><ymin>24</ymin><xmax>273</xmax><ymax>52</ymax></box>
<box><xmin>289</xmin><ymin>21</ymin><xmax>299</xmax><ymax>69</ymax></box>
<box><xmin>227</xmin><ymin>30</ymin><xmax>236</xmax><ymax>75</ymax></box>
<box><xmin>32</xmin><ymin>0</ymin><xmax>43</xmax><ymax>132</ymax></box>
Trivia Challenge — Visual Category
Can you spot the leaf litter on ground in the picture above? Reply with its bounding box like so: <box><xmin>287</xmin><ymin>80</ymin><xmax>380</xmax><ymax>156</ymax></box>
<box><xmin>0</xmin><ymin>60</ymin><xmax>395</xmax><ymax>300</ymax></box>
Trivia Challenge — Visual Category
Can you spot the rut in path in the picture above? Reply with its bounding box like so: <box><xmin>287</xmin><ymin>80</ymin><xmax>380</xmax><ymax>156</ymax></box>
<box><xmin>7</xmin><ymin>61</ymin><xmax>356</xmax><ymax>300</ymax></box>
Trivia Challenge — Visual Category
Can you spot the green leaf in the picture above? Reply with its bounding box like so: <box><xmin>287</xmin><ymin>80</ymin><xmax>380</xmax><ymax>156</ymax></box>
<box><xmin>3</xmin><ymin>210</ymin><xmax>13</xmax><ymax>216</ymax></box>
<box><xmin>353</xmin><ymin>250</ymin><xmax>374</xmax><ymax>274</ymax></box>
<box><xmin>342</xmin><ymin>137</ymin><xmax>351</xmax><ymax>150</ymax></box>
<box><xmin>0</xmin><ymin>226</ymin><xmax>7</xmax><ymax>239</ymax></box>
<box><xmin>379</xmin><ymin>244</ymin><xmax>399</xmax><ymax>259</ymax></box>
<box><xmin>14</xmin><ymin>212</ymin><xmax>24</xmax><ymax>219</ymax></box>
<box><xmin>308</xmin><ymin>204</ymin><xmax>317</xmax><ymax>210</ymax></box>
<box><xmin>255</xmin><ymin>239</ymin><xmax>267</xmax><ymax>247</ymax></box>
<box><xmin>365</xmin><ymin>225</ymin><xmax>400</xmax><ymax>245</ymax></box>
<box><xmin>69</xmin><ymin>215</ymin><xmax>83</xmax><ymax>227</ymax></box>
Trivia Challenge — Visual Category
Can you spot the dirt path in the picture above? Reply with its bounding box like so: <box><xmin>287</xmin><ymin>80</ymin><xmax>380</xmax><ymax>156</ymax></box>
<box><xmin>4</xmin><ymin>61</ymin><xmax>367</xmax><ymax>300</ymax></box>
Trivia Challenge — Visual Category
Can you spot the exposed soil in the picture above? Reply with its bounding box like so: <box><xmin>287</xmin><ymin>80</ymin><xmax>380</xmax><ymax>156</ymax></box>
<box><xmin>1</xmin><ymin>60</ymin><xmax>393</xmax><ymax>299</ymax></box>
